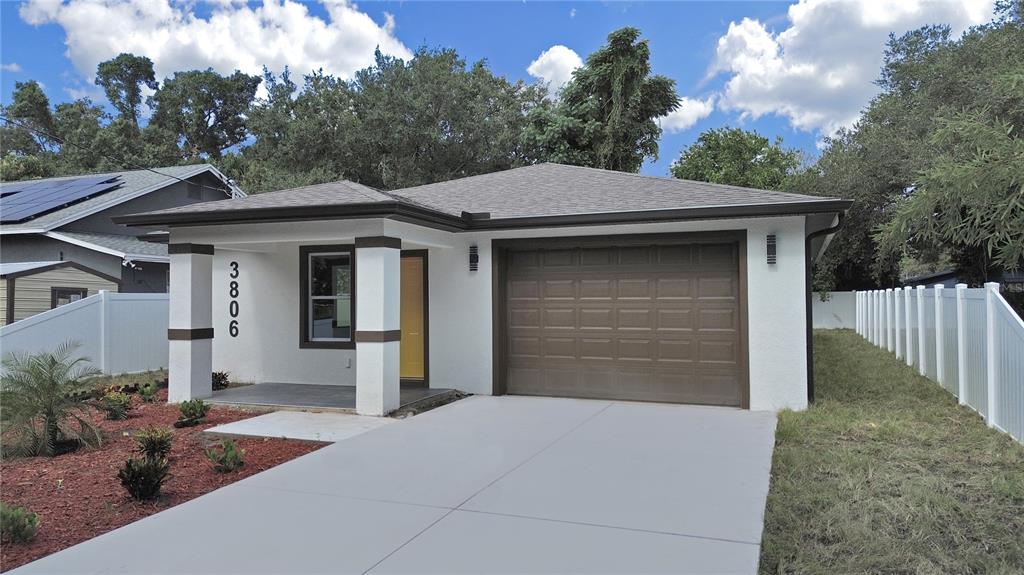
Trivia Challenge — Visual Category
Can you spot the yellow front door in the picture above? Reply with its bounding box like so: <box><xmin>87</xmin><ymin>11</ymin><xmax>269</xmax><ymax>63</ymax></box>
<box><xmin>400</xmin><ymin>255</ymin><xmax>425</xmax><ymax>380</ymax></box>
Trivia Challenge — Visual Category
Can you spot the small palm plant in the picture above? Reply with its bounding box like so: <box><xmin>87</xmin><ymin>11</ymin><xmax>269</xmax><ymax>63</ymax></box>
<box><xmin>0</xmin><ymin>342</ymin><xmax>103</xmax><ymax>457</ymax></box>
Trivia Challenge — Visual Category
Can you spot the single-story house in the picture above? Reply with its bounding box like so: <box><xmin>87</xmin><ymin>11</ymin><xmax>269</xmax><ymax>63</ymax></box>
<box><xmin>117</xmin><ymin>163</ymin><xmax>851</xmax><ymax>415</ymax></box>
<box><xmin>0</xmin><ymin>165</ymin><xmax>243</xmax><ymax>323</ymax></box>
<box><xmin>0</xmin><ymin>261</ymin><xmax>120</xmax><ymax>326</ymax></box>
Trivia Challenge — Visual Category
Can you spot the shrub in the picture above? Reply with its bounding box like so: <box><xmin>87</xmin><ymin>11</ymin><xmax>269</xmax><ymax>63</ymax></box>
<box><xmin>97</xmin><ymin>391</ymin><xmax>133</xmax><ymax>420</ymax></box>
<box><xmin>211</xmin><ymin>371</ymin><xmax>230</xmax><ymax>391</ymax></box>
<box><xmin>138</xmin><ymin>381</ymin><xmax>157</xmax><ymax>403</ymax></box>
<box><xmin>134</xmin><ymin>426</ymin><xmax>173</xmax><ymax>459</ymax></box>
<box><xmin>0</xmin><ymin>342</ymin><xmax>103</xmax><ymax>457</ymax></box>
<box><xmin>0</xmin><ymin>502</ymin><xmax>39</xmax><ymax>543</ymax></box>
<box><xmin>205</xmin><ymin>439</ymin><xmax>245</xmax><ymax>473</ymax></box>
<box><xmin>118</xmin><ymin>457</ymin><xmax>169</xmax><ymax>500</ymax></box>
<box><xmin>174</xmin><ymin>399</ymin><xmax>210</xmax><ymax>428</ymax></box>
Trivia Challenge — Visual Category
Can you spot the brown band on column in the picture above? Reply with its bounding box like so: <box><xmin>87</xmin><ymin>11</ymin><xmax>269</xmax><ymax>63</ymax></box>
<box><xmin>168</xmin><ymin>243</ymin><xmax>215</xmax><ymax>255</ymax></box>
<box><xmin>354</xmin><ymin>236</ymin><xmax>402</xmax><ymax>249</ymax></box>
<box><xmin>168</xmin><ymin>327</ymin><xmax>214</xmax><ymax>340</ymax></box>
<box><xmin>354</xmin><ymin>330</ymin><xmax>402</xmax><ymax>342</ymax></box>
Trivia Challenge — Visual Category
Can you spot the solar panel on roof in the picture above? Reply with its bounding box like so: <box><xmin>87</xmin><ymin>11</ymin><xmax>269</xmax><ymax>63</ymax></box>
<box><xmin>0</xmin><ymin>175</ymin><xmax>122</xmax><ymax>223</ymax></box>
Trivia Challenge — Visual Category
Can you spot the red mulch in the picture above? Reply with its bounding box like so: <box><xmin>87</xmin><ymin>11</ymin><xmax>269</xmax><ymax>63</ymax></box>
<box><xmin>0</xmin><ymin>390</ymin><xmax>326</xmax><ymax>572</ymax></box>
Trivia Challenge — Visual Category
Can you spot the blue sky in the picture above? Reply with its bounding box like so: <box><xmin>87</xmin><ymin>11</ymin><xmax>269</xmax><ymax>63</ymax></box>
<box><xmin>0</xmin><ymin>0</ymin><xmax>995</xmax><ymax>176</ymax></box>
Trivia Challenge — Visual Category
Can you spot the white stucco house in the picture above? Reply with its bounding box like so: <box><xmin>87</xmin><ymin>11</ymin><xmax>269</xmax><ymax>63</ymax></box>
<box><xmin>116</xmin><ymin>163</ymin><xmax>851</xmax><ymax>416</ymax></box>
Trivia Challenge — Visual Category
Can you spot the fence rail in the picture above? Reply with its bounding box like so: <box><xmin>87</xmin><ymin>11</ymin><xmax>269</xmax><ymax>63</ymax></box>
<box><xmin>857</xmin><ymin>283</ymin><xmax>1024</xmax><ymax>443</ymax></box>
<box><xmin>0</xmin><ymin>290</ymin><xmax>168</xmax><ymax>375</ymax></box>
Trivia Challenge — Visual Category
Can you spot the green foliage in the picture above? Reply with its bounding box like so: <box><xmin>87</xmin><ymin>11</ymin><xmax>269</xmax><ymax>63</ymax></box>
<box><xmin>134</xmin><ymin>426</ymin><xmax>173</xmax><ymax>459</ymax></box>
<box><xmin>138</xmin><ymin>381</ymin><xmax>157</xmax><ymax>403</ymax></box>
<box><xmin>0</xmin><ymin>502</ymin><xmax>40</xmax><ymax>543</ymax></box>
<box><xmin>95</xmin><ymin>53</ymin><xmax>158</xmax><ymax>127</ymax></box>
<box><xmin>148</xmin><ymin>69</ymin><xmax>261</xmax><ymax>160</ymax></box>
<box><xmin>118</xmin><ymin>456</ymin><xmax>170</xmax><ymax>500</ymax></box>
<box><xmin>524</xmin><ymin>27</ymin><xmax>679</xmax><ymax>172</ymax></box>
<box><xmin>670</xmin><ymin>127</ymin><xmax>800</xmax><ymax>190</ymax></box>
<box><xmin>0</xmin><ymin>342</ymin><xmax>103</xmax><ymax>457</ymax></box>
<box><xmin>174</xmin><ymin>399</ymin><xmax>210</xmax><ymax>428</ymax></box>
<box><xmin>97</xmin><ymin>391</ymin><xmax>133</xmax><ymax>421</ymax></box>
<box><xmin>204</xmin><ymin>439</ymin><xmax>245</xmax><ymax>473</ymax></box>
<box><xmin>211</xmin><ymin>371</ymin><xmax>230</xmax><ymax>391</ymax></box>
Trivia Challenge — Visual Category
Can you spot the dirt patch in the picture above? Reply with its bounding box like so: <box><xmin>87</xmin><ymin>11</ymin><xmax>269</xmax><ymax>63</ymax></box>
<box><xmin>391</xmin><ymin>390</ymin><xmax>469</xmax><ymax>419</ymax></box>
<box><xmin>0</xmin><ymin>390</ymin><xmax>325</xmax><ymax>572</ymax></box>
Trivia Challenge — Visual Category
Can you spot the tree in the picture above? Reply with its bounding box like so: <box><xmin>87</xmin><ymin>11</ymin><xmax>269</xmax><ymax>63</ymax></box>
<box><xmin>94</xmin><ymin>53</ymin><xmax>158</xmax><ymax>128</ymax></box>
<box><xmin>147</xmin><ymin>69</ymin><xmax>260</xmax><ymax>160</ymax></box>
<box><xmin>1</xmin><ymin>81</ymin><xmax>57</xmax><ymax>155</ymax></box>
<box><xmin>0</xmin><ymin>343</ymin><xmax>103</xmax><ymax>457</ymax></box>
<box><xmin>524</xmin><ymin>27</ymin><xmax>679</xmax><ymax>172</ymax></box>
<box><xmin>670</xmin><ymin>127</ymin><xmax>800</xmax><ymax>190</ymax></box>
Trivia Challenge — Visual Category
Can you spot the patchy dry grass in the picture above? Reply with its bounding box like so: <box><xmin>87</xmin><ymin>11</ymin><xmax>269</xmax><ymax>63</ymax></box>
<box><xmin>87</xmin><ymin>370</ymin><xmax>167</xmax><ymax>391</ymax></box>
<box><xmin>759</xmin><ymin>329</ymin><xmax>1024</xmax><ymax>574</ymax></box>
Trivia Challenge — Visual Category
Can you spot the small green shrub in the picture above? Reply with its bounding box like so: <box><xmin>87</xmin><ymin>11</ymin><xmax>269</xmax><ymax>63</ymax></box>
<box><xmin>97</xmin><ymin>391</ymin><xmax>132</xmax><ymax>420</ymax></box>
<box><xmin>138</xmin><ymin>381</ymin><xmax>157</xmax><ymax>403</ymax></box>
<box><xmin>211</xmin><ymin>371</ymin><xmax>230</xmax><ymax>391</ymax></box>
<box><xmin>117</xmin><ymin>457</ymin><xmax>169</xmax><ymax>500</ymax></box>
<box><xmin>134</xmin><ymin>426</ymin><xmax>173</xmax><ymax>459</ymax></box>
<box><xmin>205</xmin><ymin>439</ymin><xmax>245</xmax><ymax>473</ymax></box>
<box><xmin>174</xmin><ymin>399</ymin><xmax>210</xmax><ymax>428</ymax></box>
<box><xmin>0</xmin><ymin>502</ymin><xmax>39</xmax><ymax>543</ymax></box>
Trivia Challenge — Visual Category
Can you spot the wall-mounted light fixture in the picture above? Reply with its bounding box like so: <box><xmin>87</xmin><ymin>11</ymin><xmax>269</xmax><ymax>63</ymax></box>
<box><xmin>469</xmin><ymin>244</ymin><xmax>479</xmax><ymax>271</ymax></box>
<box><xmin>766</xmin><ymin>234</ymin><xmax>777</xmax><ymax>265</ymax></box>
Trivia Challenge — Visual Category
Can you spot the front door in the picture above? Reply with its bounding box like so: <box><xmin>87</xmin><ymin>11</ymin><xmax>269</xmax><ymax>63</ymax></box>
<box><xmin>400</xmin><ymin>252</ymin><xmax>427</xmax><ymax>382</ymax></box>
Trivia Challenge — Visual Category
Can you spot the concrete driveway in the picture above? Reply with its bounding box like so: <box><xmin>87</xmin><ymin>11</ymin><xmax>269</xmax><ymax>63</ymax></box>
<box><xmin>13</xmin><ymin>396</ymin><xmax>777</xmax><ymax>574</ymax></box>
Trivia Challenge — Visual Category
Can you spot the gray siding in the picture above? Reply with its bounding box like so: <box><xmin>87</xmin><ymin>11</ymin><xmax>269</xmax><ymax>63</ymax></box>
<box><xmin>0</xmin><ymin>235</ymin><xmax>123</xmax><ymax>277</ymax></box>
<box><xmin>4</xmin><ymin>267</ymin><xmax>118</xmax><ymax>325</ymax></box>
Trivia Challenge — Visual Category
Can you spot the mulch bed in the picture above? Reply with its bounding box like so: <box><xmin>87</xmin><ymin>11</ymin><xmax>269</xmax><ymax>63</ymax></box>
<box><xmin>0</xmin><ymin>390</ymin><xmax>326</xmax><ymax>571</ymax></box>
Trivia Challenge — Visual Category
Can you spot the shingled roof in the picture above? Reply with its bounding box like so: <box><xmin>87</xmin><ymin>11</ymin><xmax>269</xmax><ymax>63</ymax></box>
<box><xmin>116</xmin><ymin>163</ymin><xmax>851</xmax><ymax>230</ymax></box>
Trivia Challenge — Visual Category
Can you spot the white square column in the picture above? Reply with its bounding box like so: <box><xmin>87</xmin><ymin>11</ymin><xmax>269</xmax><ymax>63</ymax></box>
<box><xmin>355</xmin><ymin>237</ymin><xmax>402</xmax><ymax>416</ymax></box>
<box><xmin>167</xmin><ymin>243</ymin><xmax>214</xmax><ymax>402</ymax></box>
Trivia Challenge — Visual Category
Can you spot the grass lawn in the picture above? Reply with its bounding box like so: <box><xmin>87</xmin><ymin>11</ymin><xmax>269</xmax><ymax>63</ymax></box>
<box><xmin>759</xmin><ymin>329</ymin><xmax>1024</xmax><ymax>574</ymax></box>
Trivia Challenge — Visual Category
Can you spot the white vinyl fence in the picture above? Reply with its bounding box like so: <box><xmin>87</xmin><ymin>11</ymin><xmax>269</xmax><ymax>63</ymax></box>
<box><xmin>812</xmin><ymin>291</ymin><xmax>856</xmax><ymax>328</ymax></box>
<box><xmin>856</xmin><ymin>283</ymin><xmax>1024</xmax><ymax>443</ymax></box>
<box><xmin>0</xmin><ymin>290</ymin><xmax>168</xmax><ymax>375</ymax></box>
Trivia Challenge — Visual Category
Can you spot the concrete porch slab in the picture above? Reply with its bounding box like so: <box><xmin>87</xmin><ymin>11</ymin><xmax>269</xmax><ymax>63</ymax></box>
<box><xmin>209</xmin><ymin>382</ymin><xmax>452</xmax><ymax>412</ymax></box>
<box><xmin>204</xmin><ymin>410</ymin><xmax>395</xmax><ymax>442</ymax></box>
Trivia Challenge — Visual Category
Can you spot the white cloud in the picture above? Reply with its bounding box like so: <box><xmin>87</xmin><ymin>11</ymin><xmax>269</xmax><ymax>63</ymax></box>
<box><xmin>660</xmin><ymin>96</ymin><xmax>716</xmax><ymax>133</ymax></box>
<box><xmin>527</xmin><ymin>45</ymin><xmax>583</xmax><ymax>95</ymax></box>
<box><xmin>710</xmin><ymin>0</ymin><xmax>996</xmax><ymax>135</ymax></box>
<box><xmin>19</xmin><ymin>0</ymin><xmax>413</xmax><ymax>92</ymax></box>
<box><xmin>569</xmin><ymin>8</ymin><xmax>576</xmax><ymax>19</ymax></box>
<box><xmin>1</xmin><ymin>63</ymin><xmax>22</xmax><ymax>73</ymax></box>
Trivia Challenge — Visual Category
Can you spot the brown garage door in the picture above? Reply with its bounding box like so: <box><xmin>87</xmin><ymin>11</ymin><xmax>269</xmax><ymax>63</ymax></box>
<box><xmin>503</xmin><ymin>236</ymin><xmax>745</xmax><ymax>406</ymax></box>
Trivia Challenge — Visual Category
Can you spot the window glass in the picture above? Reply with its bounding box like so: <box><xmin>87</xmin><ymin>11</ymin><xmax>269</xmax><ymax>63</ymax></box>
<box><xmin>308</xmin><ymin>252</ymin><xmax>352</xmax><ymax>341</ymax></box>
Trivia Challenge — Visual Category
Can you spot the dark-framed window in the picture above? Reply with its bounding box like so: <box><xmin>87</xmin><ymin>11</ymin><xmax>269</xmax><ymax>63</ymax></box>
<box><xmin>299</xmin><ymin>245</ymin><xmax>355</xmax><ymax>349</ymax></box>
<box><xmin>51</xmin><ymin>287</ymin><xmax>88</xmax><ymax>309</ymax></box>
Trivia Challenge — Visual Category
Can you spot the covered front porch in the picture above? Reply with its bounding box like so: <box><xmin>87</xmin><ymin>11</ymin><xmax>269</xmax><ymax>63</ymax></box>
<box><xmin>209</xmin><ymin>382</ymin><xmax>456</xmax><ymax>412</ymax></box>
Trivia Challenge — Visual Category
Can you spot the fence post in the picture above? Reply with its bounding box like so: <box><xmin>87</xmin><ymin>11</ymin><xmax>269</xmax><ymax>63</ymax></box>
<box><xmin>99</xmin><ymin>290</ymin><xmax>110</xmax><ymax>374</ymax></box>
<box><xmin>934</xmin><ymin>285</ymin><xmax>945</xmax><ymax>387</ymax></box>
<box><xmin>868</xmin><ymin>291</ymin><xmax>874</xmax><ymax>343</ymax></box>
<box><xmin>904</xmin><ymin>286</ymin><xmax>913</xmax><ymax>366</ymax></box>
<box><xmin>895</xmin><ymin>288</ymin><xmax>903</xmax><ymax>359</ymax></box>
<box><xmin>874</xmin><ymin>290</ymin><xmax>881</xmax><ymax>346</ymax></box>
<box><xmin>985</xmin><ymin>282</ymin><xmax>1000</xmax><ymax>429</ymax></box>
<box><xmin>917</xmin><ymin>285</ymin><xmax>927</xmax><ymax>374</ymax></box>
<box><xmin>955</xmin><ymin>283</ymin><xmax>967</xmax><ymax>405</ymax></box>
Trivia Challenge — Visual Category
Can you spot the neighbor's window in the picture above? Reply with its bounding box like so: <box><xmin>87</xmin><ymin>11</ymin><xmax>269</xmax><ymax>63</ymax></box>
<box><xmin>51</xmin><ymin>287</ymin><xmax>88</xmax><ymax>309</ymax></box>
<box><xmin>301</xmin><ymin>246</ymin><xmax>354</xmax><ymax>347</ymax></box>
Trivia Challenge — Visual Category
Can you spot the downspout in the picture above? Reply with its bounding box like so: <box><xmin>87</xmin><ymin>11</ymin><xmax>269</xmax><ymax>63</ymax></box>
<box><xmin>804</xmin><ymin>213</ymin><xmax>844</xmax><ymax>404</ymax></box>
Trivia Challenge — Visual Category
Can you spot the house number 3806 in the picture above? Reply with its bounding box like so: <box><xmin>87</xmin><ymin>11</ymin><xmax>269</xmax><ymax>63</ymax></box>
<box><xmin>228</xmin><ymin>261</ymin><xmax>240</xmax><ymax>337</ymax></box>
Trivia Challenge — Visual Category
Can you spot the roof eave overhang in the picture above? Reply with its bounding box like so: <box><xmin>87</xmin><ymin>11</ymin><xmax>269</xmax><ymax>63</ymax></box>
<box><xmin>114</xmin><ymin>199</ymin><xmax>854</xmax><ymax>232</ymax></box>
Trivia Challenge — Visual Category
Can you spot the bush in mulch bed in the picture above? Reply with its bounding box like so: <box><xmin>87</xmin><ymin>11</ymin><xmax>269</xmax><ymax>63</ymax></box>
<box><xmin>1</xmin><ymin>502</ymin><xmax>40</xmax><ymax>543</ymax></box>
<box><xmin>138</xmin><ymin>381</ymin><xmax>158</xmax><ymax>403</ymax></box>
<box><xmin>117</xmin><ymin>457</ymin><xmax>170</xmax><ymax>501</ymax></box>
<box><xmin>205</xmin><ymin>439</ymin><xmax>245</xmax><ymax>473</ymax></box>
<box><xmin>0</xmin><ymin>388</ymin><xmax>326</xmax><ymax>571</ymax></box>
<box><xmin>96</xmin><ymin>391</ymin><xmax>133</xmax><ymax>421</ymax></box>
<box><xmin>211</xmin><ymin>371</ymin><xmax>231</xmax><ymax>391</ymax></box>
<box><xmin>174</xmin><ymin>399</ymin><xmax>210</xmax><ymax>428</ymax></box>
<box><xmin>134</xmin><ymin>426</ymin><xmax>173</xmax><ymax>459</ymax></box>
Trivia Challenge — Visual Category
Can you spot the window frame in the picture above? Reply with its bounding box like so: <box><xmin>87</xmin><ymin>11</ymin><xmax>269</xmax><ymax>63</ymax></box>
<box><xmin>51</xmin><ymin>286</ymin><xmax>89</xmax><ymax>309</ymax></box>
<box><xmin>299</xmin><ymin>244</ymin><xmax>356</xmax><ymax>349</ymax></box>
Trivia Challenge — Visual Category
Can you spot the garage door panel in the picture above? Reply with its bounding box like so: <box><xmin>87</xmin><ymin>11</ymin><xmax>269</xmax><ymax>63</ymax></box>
<box><xmin>505</xmin><ymin>239</ymin><xmax>744</xmax><ymax>407</ymax></box>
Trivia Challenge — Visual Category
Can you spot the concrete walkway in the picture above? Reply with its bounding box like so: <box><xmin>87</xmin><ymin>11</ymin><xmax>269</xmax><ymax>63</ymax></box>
<box><xmin>12</xmin><ymin>396</ymin><xmax>777</xmax><ymax>574</ymax></box>
<box><xmin>205</xmin><ymin>410</ymin><xmax>395</xmax><ymax>443</ymax></box>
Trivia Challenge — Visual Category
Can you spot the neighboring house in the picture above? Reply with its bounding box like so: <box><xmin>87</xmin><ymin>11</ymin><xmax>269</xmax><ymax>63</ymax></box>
<box><xmin>0</xmin><ymin>261</ymin><xmax>119</xmax><ymax>326</ymax></box>
<box><xmin>902</xmin><ymin>268</ymin><xmax>1024</xmax><ymax>292</ymax></box>
<box><xmin>117</xmin><ymin>163</ymin><xmax>851</xmax><ymax>415</ymax></box>
<box><xmin>0</xmin><ymin>165</ymin><xmax>243</xmax><ymax>322</ymax></box>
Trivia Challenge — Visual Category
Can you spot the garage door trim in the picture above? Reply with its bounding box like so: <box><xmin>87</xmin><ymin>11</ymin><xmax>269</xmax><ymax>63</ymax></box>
<box><xmin>491</xmin><ymin>231</ymin><xmax>749</xmax><ymax>408</ymax></box>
